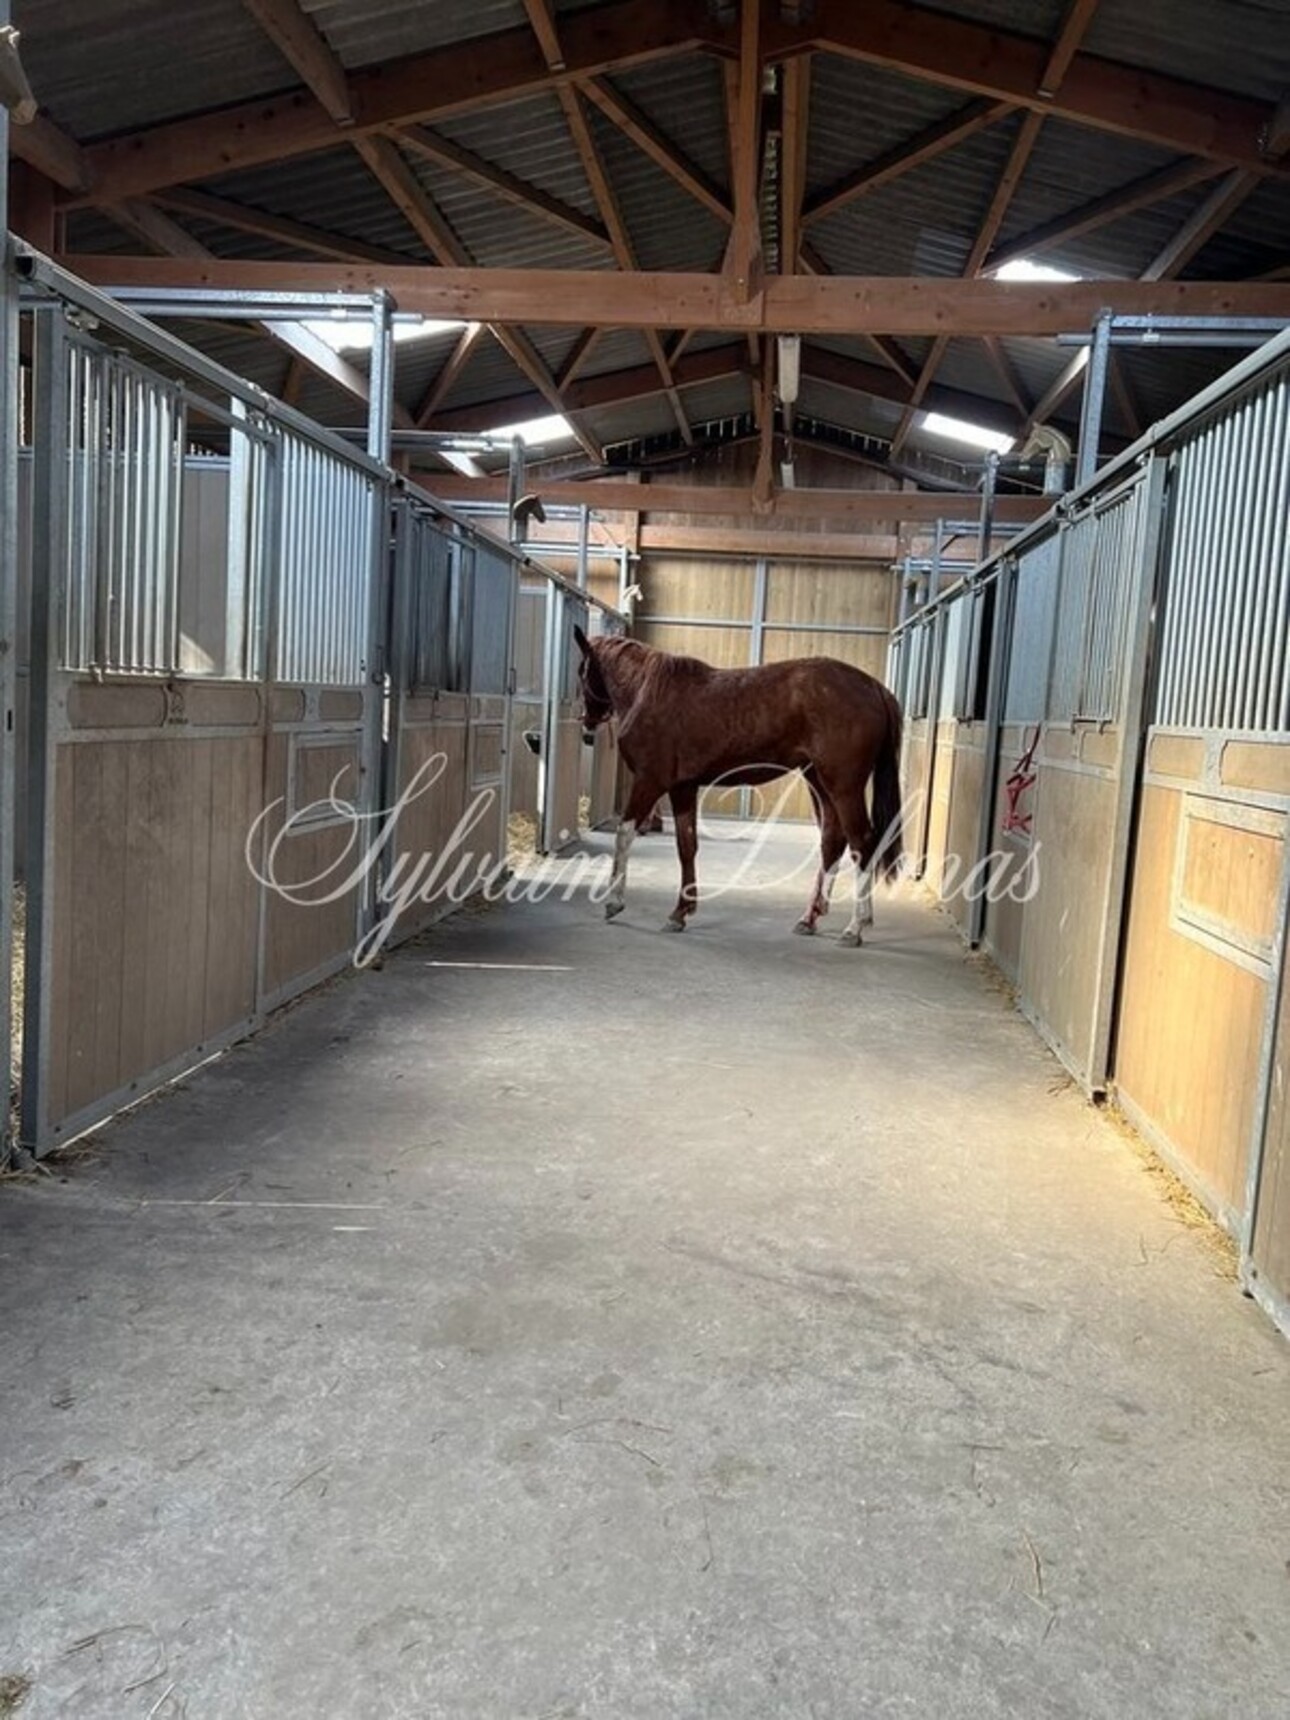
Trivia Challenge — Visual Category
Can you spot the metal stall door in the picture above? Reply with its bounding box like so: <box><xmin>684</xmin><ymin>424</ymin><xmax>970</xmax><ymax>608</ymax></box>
<box><xmin>1015</xmin><ymin>462</ymin><xmax>1165</xmax><ymax>1093</ymax></box>
<box><xmin>538</xmin><ymin>585</ymin><xmax>586</xmax><ymax>854</ymax></box>
<box><xmin>0</xmin><ymin>232</ymin><xmax>15</xmax><ymax>1150</ymax></box>
<box><xmin>21</xmin><ymin>320</ymin><xmax>271</xmax><ymax>1150</ymax></box>
<box><xmin>466</xmin><ymin>541</ymin><xmax>517</xmax><ymax>873</ymax></box>
<box><xmin>258</xmin><ymin>426</ymin><xmax>386</xmax><ymax>1011</ymax></box>
<box><xmin>382</xmin><ymin>501</ymin><xmax>471</xmax><ymax>942</ymax></box>
<box><xmin>508</xmin><ymin>579</ymin><xmax>547</xmax><ymax>832</ymax></box>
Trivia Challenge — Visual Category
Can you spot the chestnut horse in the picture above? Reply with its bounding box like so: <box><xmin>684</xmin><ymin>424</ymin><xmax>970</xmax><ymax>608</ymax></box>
<box><xmin>573</xmin><ymin>628</ymin><xmax>903</xmax><ymax>943</ymax></box>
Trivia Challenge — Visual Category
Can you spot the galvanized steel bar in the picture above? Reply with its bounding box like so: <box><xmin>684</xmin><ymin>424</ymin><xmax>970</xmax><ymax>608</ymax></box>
<box><xmin>20</xmin><ymin>307</ymin><xmax>71</xmax><ymax>1151</ymax></box>
<box><xmin>0</xmin><ymin>39</ymin><xmax>17</xmax><ymax>1156</ymax></box>
<box><xmin>1076</xmin><ymin>311</ymin><xmax>1112</xmax><ymax>488</ymax></box>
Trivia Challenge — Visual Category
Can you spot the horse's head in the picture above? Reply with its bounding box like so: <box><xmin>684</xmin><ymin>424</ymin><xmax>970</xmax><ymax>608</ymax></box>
<box><xmin>573</xmin><ymin>625</ymin><xmax>614</xmax><ymax>745</ymax></box>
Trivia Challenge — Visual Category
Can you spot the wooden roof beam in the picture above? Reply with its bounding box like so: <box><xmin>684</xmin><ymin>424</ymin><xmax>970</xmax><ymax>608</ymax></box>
<box><xmin>770</xmin><ymin>0</ymin><xmax>1290</xmax><ymax>178</ymax></box>
<box><xmin>578</xmin><ymin>75</ymin><xmax>732</xmax><ymax>225</ymax></box>
<box><xmin>396</xmin><ymin>123</ymin><xmax>612</xmax><ymax>250</ymax></box>
<box><xmin>103</xmin><ymin>198</ymin><xmax>411</xmax><ymax>423</ymax></box>
<box><xmin>415</xmin><ymin>322</ymin><xmax>485</xmax><ymax>426</ymax></box>
<box><xmin>9</xmin><ymin>112</ymin><xmax>93</xmax><ymax>193</ymax></box>
<box><xmin>803</xmin><ymin>98</ymin><xmax>1013</xmax><ymax>227</ymax></box>
<box><xmin>557</xmin><ymin>80</ymin><xmax>692</xmax><ymax>445</ymax></box>
<box><xmin>985</xmin><ymin>158</ymin><xmax>1228</xmax><ymax>275</ymax></box>
<box><xmin>723</xmin><ymin>0</ymin><xmax>764</xmax><ymax>304</ymax></box>
<box><xmin>352</xmin><ymin>134</ymin><xmax>602</xmax><ymax>461</ymax></box>
<box><xmin>58</xmin><ymin>256</ymin><xmax>1290</xmax><ymax>332</ymax></box>
<box><xmin>240</xmin><ymin>0</ymin><xmax>352</xmax><ymax>124</ymax></box>
<box><xmin>151</xmin><ymin>186</ymin><xmax>415</xmax><ymax>265</ymax></box>
<box><xmin>419</xmin><ymin>475</ymin><xmax>1052</xmax><ymax>524</ymax></box>
<box><xmin>72</xmin><ymin>0</ymin><xmax>719</xmax><ymax>206</ymax></box>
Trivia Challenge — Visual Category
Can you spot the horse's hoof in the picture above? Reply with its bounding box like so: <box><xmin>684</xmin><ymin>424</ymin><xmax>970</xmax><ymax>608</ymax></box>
<box><xmin>663</xmin><ymin>917</ymin><xmax>686</xmax><ymax>933</ymax></box>
<box><xmin>838</xmin><ymin>928</ymin><xmax>863</xmax><ymax>948</ymax></box>
<box><xmin>604</xmin><ymin>901</ymin><xmax>625</xmax><ymax>921</ymax></box>
<box><xmin>793</xmin><ymin>919</ymin><xmax>816</xmax><ymax>936</ymax></box>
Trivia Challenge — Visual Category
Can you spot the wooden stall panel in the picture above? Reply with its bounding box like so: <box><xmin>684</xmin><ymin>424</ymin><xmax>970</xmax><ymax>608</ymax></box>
<box><xmin>48</xmin><ymin>731</ymin><xmax>262</xmax><ymax>1133</ymax></box>
<box><xmin>903</xmin><ymin>721</ymin><xmax>934</xmax><ymax>875</ymax></box>
<box><xmin>1251</xmin><ymin>916</ymin><xmax>1290</xmax><ymax>1319</ymax></box>
<box><xmin>641</xmin><ymin>557</ymin><xmax>756</xmax><ymax>624</ymax></box>
<box><xmin>1115</xmin><ymin>781</ymin><xmax>1275</xmax><ymax>1223</ymax></box>
<box><xmin>388</xmin><ymin>706</ymin><xmax>469</xmax><ymax>938</ymax></box>
<box><xmin>982</xmin><ymin>724</ymin><xmax>1035</xmax><ymax>983</ymax></box>
<box><xmin>637</xmin><ymin>622</ymin><xmax>749</xmax><ymax>668</ymax></box>
<box><xmin>943</xmin><ymin>733</ymin><xmax>987</xmax><ymax>933</ymax></box>
<box><xmin>1017</xmin><ymin>754</ymin><xmax>1119</xmax><ymax>1082</ymax></box>
<box><xmin>260</xmin><ymin>721</ymin><xmax>367</xmax><ymax>1006</ymax></box>
<box><xmin>764</xmin><ymin>560</ymin><xmax>894</xmax><ymax>630</ymax></box>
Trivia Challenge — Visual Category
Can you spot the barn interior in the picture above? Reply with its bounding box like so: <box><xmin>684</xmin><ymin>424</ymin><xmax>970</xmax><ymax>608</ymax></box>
<box><xmin>2</xmin><ymin>2</ymin><xmax>1290</xmax><ymax>1715</ymax></box>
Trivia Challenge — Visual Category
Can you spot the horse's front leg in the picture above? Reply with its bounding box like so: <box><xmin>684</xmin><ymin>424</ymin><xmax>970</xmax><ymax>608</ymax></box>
<box><xmin>604</xmin><ymin>778</ymin><xmax>665</xmax><ymax>920</ymax></box>
<box><xmin>665</xmin><ymin>785</ymin><xmax>699</xmax><ymax>931</ymax></box>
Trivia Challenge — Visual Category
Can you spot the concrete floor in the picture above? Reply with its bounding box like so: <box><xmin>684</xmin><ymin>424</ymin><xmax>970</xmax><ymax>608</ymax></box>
<box><xmin>1</xmin><ymin>825</ymin><xmax>1287</xmax><ymax>1719</ymax></box>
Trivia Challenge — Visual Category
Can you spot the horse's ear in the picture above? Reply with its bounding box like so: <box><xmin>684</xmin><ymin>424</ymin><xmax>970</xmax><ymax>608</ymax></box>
<box><xmin>572</xmin><ymin>624</ymin><xmax>591</xmax><ymax>657</ymax></box>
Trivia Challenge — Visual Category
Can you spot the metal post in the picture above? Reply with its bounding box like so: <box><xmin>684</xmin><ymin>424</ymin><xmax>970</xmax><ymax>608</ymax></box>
<box><xmin>365</xmin><ymin>290</ymin><xmax>396</xmax><ymax>466</ymax></box>
<box><xmin>0</xmin><ymin>8</ymin><xmax>17</xmax><ymax>1156</ymax></box>
<box><xmin>968</xmin><ymin>557</ymin><xmax>1018</xmax><ymax>949</ymax></box>
<box><xmin>978</xmin><ymin>450</ymin><xmax>1000</xmax><ymax>563</ymax></box>
<box><xmin>930</xmin><ymin>518</ymin><xmax>945</xmax><ymax>605</ymax></box>
<box><xmin>507</xmin><ymin>435</ymin><xmax>524</xmax><ymax>544</ymax></box>
<box><xmin>20</xmin><ymin>307</ymin><xmax>70</xmax><ymax>1152</ymax></box>
<box><xmin>576</xmin><ymin>503</ymin><xmax>589</xmax><ymax>590</ymax></box>
<box><xmin>1076</xmin><ymin>310</ymin><xmax>1113</xmax><ymax>488</ymax></box>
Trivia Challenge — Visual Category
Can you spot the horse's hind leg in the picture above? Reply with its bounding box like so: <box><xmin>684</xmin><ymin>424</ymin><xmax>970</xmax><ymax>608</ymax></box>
<box><xmin>665</xmin><ymin>783</ymin><xmax>699</xmax><ymax>931</ymax></box>
<box><xmin>819</xmin><ymin>782</ymin><xmax>876</xmax><ymax>947</ymax></box>
<box><xmin>795</xmin><ymin>784</ymin><xmax>846</xmax><ymax>936</ymax></box>
<box><xmin>604</xmin><ymin>777</ymin><xmax>664</xmax><ymax>920</ymax></box>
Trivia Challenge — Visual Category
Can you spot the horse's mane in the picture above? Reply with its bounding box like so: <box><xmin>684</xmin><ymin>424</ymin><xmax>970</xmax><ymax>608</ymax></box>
<box><xmin>596</xmin><ymin>635</ymin><xmax>712</xmax><ymax>695</ymax></box>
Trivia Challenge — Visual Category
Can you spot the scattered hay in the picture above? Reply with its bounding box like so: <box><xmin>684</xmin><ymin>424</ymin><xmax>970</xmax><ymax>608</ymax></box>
<box><xmin>507</xmin><ymin>811</ymin><xmax>538</xmax><ymax>863</ymax></box>
<box><xmin>1105</xmin><ymin>1102</ymin><xmax>1239</xmax><ymax>1279</ymax></box>
<box><xmin>0</xmin><ymin>1671</ymin><xmax>32</xmax><ymax>1716</ymax></box>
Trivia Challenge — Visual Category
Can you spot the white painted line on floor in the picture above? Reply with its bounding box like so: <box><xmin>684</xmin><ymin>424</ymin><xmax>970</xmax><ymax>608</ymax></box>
<box><xmin>423</xmin><ymin>960</ymin><xmax>574</xmax><ymax>971</ymax></box>
<box><xmin>141</xmin><ymin>1199</ymin><xmax>390</xmax><ymax>1211</ymax></box>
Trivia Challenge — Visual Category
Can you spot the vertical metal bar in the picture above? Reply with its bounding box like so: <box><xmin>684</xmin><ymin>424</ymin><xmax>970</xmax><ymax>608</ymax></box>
<box><xmin>366</xmin><ymin>291</ymin><xmax>395</xmax><ymax>467</ymax></box>
<box><xmin>1</xmin><ymin>43</ymin><xmax>19</xmax><ymax>1156</ymax></box>
<box><xmin>20</xmin><ymin>309</ymin><xmax>71</xmax><ymax>1151</ymax></box>
<box><xmin>538</xmin><ymin>579</ymin><xmax>559</xmax><ymax>853</ymax></box>
<box><xmin>576</xmin><ymin>504</ymin><xmax>589</xmax><ymax>591</ymax></box>
<box><xmin>1239</xmin><ymin>807</ymin><xmax>1290</xmax><ymax>1312</ymax></box>
<box><xmin>1254</xmin><ymin>381</ymin><xmax>1290</xmax><ymax>731</ymax></box>
<box><xmin>1087</xmin><ymin>453</ymin><xmax>1168</xmax><ymax>1092</ymax></box>
<box><xmin>1076</xmin><ymin>310</ymin><xmax>1112</xmax><ymax>488</ymax></box>
<box><xmin>977</xmin><ymin>450</ymin><xmax>999</xmax><ymax>563</ymax></box>
<box><xmin>1229</xmin><ymin>385</ymin><xmax>1270</xmax><ymax>729</ymax></box>
<box><xmin>969</xmin><ymin>555</ymin><xmax>1017</xmax><ymax>948</ymax></box>
<box><xmin>507</xmin><ymin>436</ymin><xmax>524</xmax><ymax>543</ymax></box>
<box><xmin>1246</xmin><ymin>378</ymin><xmax>1288</xmax><ymax>731</ymax></box>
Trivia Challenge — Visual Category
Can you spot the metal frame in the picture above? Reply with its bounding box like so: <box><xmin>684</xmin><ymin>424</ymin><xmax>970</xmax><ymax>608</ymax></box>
<box><xmin>0</xmin><ymin>16</ymin><xmax>15</xmax><ymax>1159</ymax></box>
<box><xmin>1240</xmin><ymin>820</ymin><xmax>1290</xmax><ymax>1334</ymax></box>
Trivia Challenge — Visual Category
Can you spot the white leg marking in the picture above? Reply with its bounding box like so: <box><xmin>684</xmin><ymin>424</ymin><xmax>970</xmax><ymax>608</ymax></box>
<box><xmin>605</xmin><ymin>818</ymin><xmax>639</xmax><ymax>916</ymax></box>
<box><xmin>840</xmin><ymin>851</ymin><xmax>871</xmax><ymax>945</ymax></box>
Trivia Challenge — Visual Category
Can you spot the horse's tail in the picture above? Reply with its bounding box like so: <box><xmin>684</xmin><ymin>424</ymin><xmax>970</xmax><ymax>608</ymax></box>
<box><xmin>870</xmin><ymin>684</ymin><xmax>904</xmax><ymax>881</ymax></box>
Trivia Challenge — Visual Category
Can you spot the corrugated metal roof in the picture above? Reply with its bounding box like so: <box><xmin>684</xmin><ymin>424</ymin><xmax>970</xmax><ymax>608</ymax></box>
<box><xmin>13</xmin><ymin>0</ymin><xmax>291</xmax><ymax>139</ymax></box>
<box><xmin>584</xmin><ymin>102</ymin><xmax>727</xmax><ymax>270</ymax></box>
<box><xmin>810</xmin><ymin>115</ymin><xmax>1025</xmax><ymax>278</ymax></box>
<box><xmin>609</xmin><ymin>55</ymin><xmax>732</xmax><ymax>196</ymax></box>
<box><xmin>431</xmin><ymin>92</ymin><xmax>604</xmax><ymax>226</ymax></box>
<box><xmin>577</xmin><ymin>330</ymin><xmax>659</xmax><ymax>377</ymax></box>
<box><xmin>301</xmin><ymin>0</ymin><xmax>529</xmax><ymax>72</ymax></box>
<box><xmin>1084</xmin><ymin>0</ymin><xmax>1290</xmax><ymax>102</ymax></box>
<box><xmin>903</xmin><ymin>1</ymin><xmax>1063</xmax><ymax>36</ymax></box>
<box><xmin>204</xmin><ymin>148</ymin><xmax>438</xmax><ymax>260</ymax></box>
<box><xmin>806</xmin><ymin>55</ymin><xmax>970</xmax><ymax>202</ymax></box>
